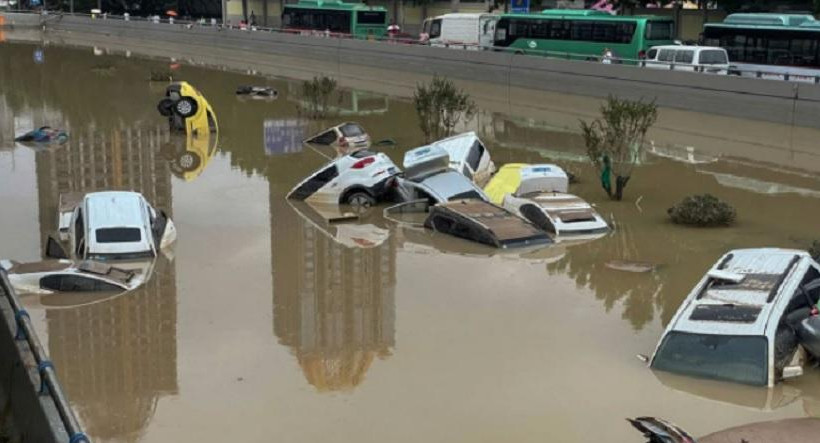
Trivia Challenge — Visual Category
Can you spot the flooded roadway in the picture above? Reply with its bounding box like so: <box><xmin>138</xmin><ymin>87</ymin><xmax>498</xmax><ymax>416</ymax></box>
<box><xmin>2</xmin><ymin>41</ymin><xmax>820</xmax><ymax>442</ymax></box>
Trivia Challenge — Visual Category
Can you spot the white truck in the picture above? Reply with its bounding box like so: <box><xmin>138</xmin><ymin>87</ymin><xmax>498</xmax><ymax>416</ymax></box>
<box><xmin>420</xmin><ymin>13</ymin><xmax>498</xmax><ymax>50</ymax></box>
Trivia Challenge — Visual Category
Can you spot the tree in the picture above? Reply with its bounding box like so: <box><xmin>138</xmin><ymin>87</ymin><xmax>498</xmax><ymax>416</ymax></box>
<box><xmin>580</xmin><ymin>95</ymin><xmax>658</xmax><ymax>201</ymax></box>
<box><xmin>413</xmin><ymin>75</ymin><xmax>476</xmax><ymax>142</ymax></box>
<box><xmin>300</xmin><ymin>75</ymin><xmax>338</xmax><ymax>120</ymax></box>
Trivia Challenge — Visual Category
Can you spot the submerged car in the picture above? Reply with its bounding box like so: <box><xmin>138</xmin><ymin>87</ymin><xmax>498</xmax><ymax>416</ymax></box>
<box><xmin>646</xmin><ymin>248</ymin><xmax>820</xmax><ymax>387</ymax></box>
<box><xmin>425</xmin><ymin>132</ymin><xmax>496</xmax><ymax>186</ymax></box>
<box><xmin>400</xmin><ymin>144</ymin><xmax>488</xmax><ymax>204</ymax></box>
<box><xmin>1</xmin><ymin>259</ymin><xmax>146</xmax><ymax>295</ymax></box>
<box><xmin>157</xmin><ymin>81</ymin><xmax>218</xmax><ymax>135</ymax></box>
<box><xmin>629</xmin><ymin>416</ymin><xmax>820</xmax><ymax>443</ymax></box>
<box><xmin>287</xmin><ymin>149</ymin><xmax>401</xmax><ymax>208</ymax></box>
<box><xmin>54</xmin><ymin>191</ymin><xmax>177</xmax><ymax>261</ymax></box>
<box><xmin>14</xmin><ymin>126</ymin><xmax>68</xmax><ymax>145</ymax></box>
<box><xmin>484</xmin><ymin>164</ymin><xmax>608</xmax><ymax>238</ymax></box>
<box><xmin>303</xmin><ymin>122</ymin><xmax>371</xmax><ymax>156</ymax></box>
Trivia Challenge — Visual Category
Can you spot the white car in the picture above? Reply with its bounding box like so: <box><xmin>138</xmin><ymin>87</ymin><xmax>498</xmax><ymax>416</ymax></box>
<box><xmin>643</xmin><ymin>45</ymin><xmax>730</xmax><ymax>75</ymax></box>
<box><xmin>646</xmin><ymin>248</ymin><xmax>820</xmax><ymax>387</ymax></box>
<box><xmin>54</xmin><ymin>191</ymin><xmax>177</xmax><ymax>261</ymax></box>
<box><xmin>484</xmin><ymin>164</ymin><xmax>608</xmax><ymax>239</ymax></box>
<box><xmin>303</xmin><ymin>122</ymin><xmax>371</xmax><ymax>156</ymax></box>
<box><xmin>426</xmin><ymin>132</ymin><xmax>496</xmax><ymax>186</ymax></box>
<box><xmin>1</xmin><ymin>259</ymin><xmax>146</xmax><ymax>295</ymax></box>
<box><xmin>287</xmin><ymin>149</ymin><xmax>402</xmax><ymax>208</ymax></box>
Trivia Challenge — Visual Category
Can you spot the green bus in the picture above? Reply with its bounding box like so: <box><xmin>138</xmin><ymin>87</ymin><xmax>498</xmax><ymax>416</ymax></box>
<box><xmin>703</xmin><ymin>13</ymin><xmax>820</xmax><ymax>79</ymax></box>
<box><xmin>493</xmin><ymin>10</ymin><xmax>676</xmax><ymax>60</ymax></box>
<box><xmin>281</xmin><ymin>0</ymin><xmax>388</xmax><ymax>39</ymax></box>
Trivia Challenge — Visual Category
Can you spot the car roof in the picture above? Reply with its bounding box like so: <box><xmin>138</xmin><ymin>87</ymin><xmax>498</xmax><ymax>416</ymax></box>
<box><xmin>430</xmin><ymin>132</ymin><xmax>480</xmax><ymax>165</ymax></box>
<box><xmin>420</xmin><ymin>170</ymin><xmax>485</xmax><ymax>200</ymax></box>
<box><xmin>650</xmin><ymin>45</ymin><xmax>725</xmax><ymax>51</ymax></box>
<box><xmin>84</xmin><ymin>191</ymin><xmax>153</xmax><ymax>254</ymax></box>
<box><xmin>668</xmin><ymin>248</ymin><xmax>812</xmax><ymax>337</ymax></box>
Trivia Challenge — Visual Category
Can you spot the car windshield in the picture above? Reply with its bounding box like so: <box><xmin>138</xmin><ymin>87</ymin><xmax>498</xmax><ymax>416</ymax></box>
<box><xmin>652</xmin><ymin>332</ymin><xmax>768</xmax><ymax>386</ymax></box>
<box><xmin>95</xmin><ymin>227</ymin><xmax>142</xmax><ymax>243</ymax></box>
<box><xmin>340</xmin><ymin>123</ymin><xmax>365</xmax><ymax>137</ymax></box>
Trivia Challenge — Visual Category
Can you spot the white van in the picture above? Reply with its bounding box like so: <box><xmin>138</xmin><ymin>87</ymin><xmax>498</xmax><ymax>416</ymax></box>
<box><xmin>644</xmin><ymin>45</ymin><xmax>730</xmax><ymax>74</ymax></box>
<box><xmin>421</xmin><ymin>13</ymin><xmax>498</xmax><ymax>50</ymax></box>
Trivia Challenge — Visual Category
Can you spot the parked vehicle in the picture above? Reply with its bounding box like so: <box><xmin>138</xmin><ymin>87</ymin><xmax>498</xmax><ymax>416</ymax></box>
<box><xmin>304</xmin><ymin>122</ymin><xmax>371</xmax><ymax>155</ymax></box>
<box><xmin>645</xmin><ymin>248</ymin><xmax>820</xmax><ymax>387</ymax></box>
<box><xmin>644</xmin><ymin>45</ymin><xmax>730</xmax><ymax>74</ymax></box>
<box><xmin>493</xmin><ymin>9</ymin><xmax>675</xmax><ymax>60</ymax></box>
<box><xmin>53</xmin><ymin>191</ymin><xmax>177</xmax><ymax>261</ymax></box>
<box><xmin>421</xmin><ymin>13</ymin><xmax>498</xmax><ymax>50</ymax></box>
<box><xmin>287</xmin><ymin>149</ymin><xmax>401</xmax><ymax>208</ymax></box>
<box><xmin>484</xmin><ymin>164</ymin><xmax>609</xmax><ymax>238</ymax></box>
<box><xmin>1</xmin><ymin>259</ymin><xmax>146</xmax><ymax>295</ymax></box>
<box><xmin>630</xmin><ymin>416</ymin><xmax>820</xmax><ymax>443</ymax></box>
<box><xmin>235</xmin><ymin>85</ymin><xmax>278</xmax><ymax>99</ymax></box>
<box><xmin>400</xmin><ymin>144</ymin><xmax>489</xmax><ymax>204</ymax></box>
<box><xmin>157</xmin><ymin>81</ymin><xmax>218</xmax><ymax>135</ymax></box>
<box><xmin>14</xmin><ymin>126</ymin><xmax>68</xmax><ymax>145</ymax></box>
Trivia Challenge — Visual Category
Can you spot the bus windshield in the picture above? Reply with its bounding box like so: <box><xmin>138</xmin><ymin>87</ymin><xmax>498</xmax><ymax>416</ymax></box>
<box><xmin>652</xmin><ymin>332</ymin><xmax>768</xmax><ymax>386</ymax></box>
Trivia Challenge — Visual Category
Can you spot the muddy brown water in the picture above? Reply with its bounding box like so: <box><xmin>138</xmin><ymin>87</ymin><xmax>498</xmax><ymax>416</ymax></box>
<box><xmin>2</xmin><ymin>41</ymin><xmax>820</xmax><ymax>443</ymax></box>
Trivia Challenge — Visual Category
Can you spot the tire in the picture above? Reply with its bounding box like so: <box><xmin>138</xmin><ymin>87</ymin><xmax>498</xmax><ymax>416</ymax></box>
<box><xmin>174</xmin><ymin>97</ymin><xmax>198</xmax><ymax>117</ymax></box>
<box><xmin>157</xmin><ymin>98</ymin><xmax>174</xmax><ymax>117</ymax></box>
<box><xmin>345</xmin><ymin>191</ymin><xmax>375</xmax><ymax>210</ymax></box>
<box><xmin>176</xmin><ymin>151</ymin><xmax>202</xmax><ymax>172</ymax></box>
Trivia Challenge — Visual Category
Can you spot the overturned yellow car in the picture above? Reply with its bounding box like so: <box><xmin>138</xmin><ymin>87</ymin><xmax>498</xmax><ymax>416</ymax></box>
<box><xmin>157</xmin><ymin>81</ymin><xmax>218</xmax><ymax>136</ymax></box>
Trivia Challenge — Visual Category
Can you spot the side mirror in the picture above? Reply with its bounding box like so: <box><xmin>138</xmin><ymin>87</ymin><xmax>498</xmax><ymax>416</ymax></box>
<box><xmin>45</xmin><ymin>236</ymin><xmax>68</xmax><ymax>259</ymax></box>
<box><xmin>783</xmin><ymin>365</ymin><xmax>803</xmax><ymax>380</ymax></box>
<box><xmin>636</xmin><ymin>354</ymin><xmax>650</xmax><ymax>364</ymax></box>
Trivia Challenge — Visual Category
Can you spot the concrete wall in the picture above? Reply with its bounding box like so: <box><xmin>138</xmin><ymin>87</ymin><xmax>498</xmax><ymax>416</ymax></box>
<box><xmin>35</xmin><ymin>14</ymin><xmax>820</xmax><ymax>129</ymax></box>
<box><xmin>0</xmin><ymin>278</ymin><xmax>69</xmax><ymax>443</ymax></box>
<box><xmin>0</xmin><ymin>12</ymin><xmax>42</xmax><ymax>28</ymax></box>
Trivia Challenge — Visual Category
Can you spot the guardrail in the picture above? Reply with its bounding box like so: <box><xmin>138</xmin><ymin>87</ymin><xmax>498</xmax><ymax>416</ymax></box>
<box><xmin>0</xmin><ymin>269</ymin><xmax>91</xmax><ymax>443</ymax></box>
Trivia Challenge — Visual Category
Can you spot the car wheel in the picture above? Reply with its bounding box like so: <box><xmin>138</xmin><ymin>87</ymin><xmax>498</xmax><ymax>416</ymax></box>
<box><xmin>176</xmin><ymin>151</ymin><xmax>202</xmax><ymax>172</ymax></box>
<box><xmin>346</xmin><ymin>191</ymin><xmax>375</xmax><ymax>211</ymax></box>
<box><xmin>174</xmin><ymin>97</ymin><xmax>198</xmax><ymax>118</ymax></box>
<box><xmin>157</xmin><ymin>98</ymin><xmax>175</xmax><ymax>117</ymax></box>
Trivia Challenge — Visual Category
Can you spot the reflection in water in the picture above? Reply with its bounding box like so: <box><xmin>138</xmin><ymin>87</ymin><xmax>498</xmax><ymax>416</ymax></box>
<box><xmin>264</xmin><ymin>119</ymin><xmax>306</xmax><ymax>156</ymax></box>
<box><xmin>271</xmin><ymin>193</ymin><xmax>396</xmax><ymax>392</ymax></box>
<box><xmin>32</xmin><ymin>122</ymin><xmax>178</xmax><ymax>441</ymax></box>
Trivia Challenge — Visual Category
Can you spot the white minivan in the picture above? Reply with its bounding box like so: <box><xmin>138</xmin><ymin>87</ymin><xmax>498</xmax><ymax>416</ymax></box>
<box><xmin>644</xmin><ymin>45</ymin><xmax>730</xmax><ymax>74</ymax></box>
<box><xmin>420</xmin><ymin>13</ymin><xmax>498</xmax><ymax>50</ymax></box>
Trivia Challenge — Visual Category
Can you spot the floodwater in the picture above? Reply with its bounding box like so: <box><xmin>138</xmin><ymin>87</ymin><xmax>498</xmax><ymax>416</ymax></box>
<box><xmin>2</xmin><ymin>40</ymin><xmax>820</xmax><ymax>443</ymax></box>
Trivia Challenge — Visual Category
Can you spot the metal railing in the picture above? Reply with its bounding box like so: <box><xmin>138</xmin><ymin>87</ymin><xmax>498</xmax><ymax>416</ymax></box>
<box><xmin>0</xmin><ymin>269</ymin><xmax>91</xmax><ymax>443</ymax></box>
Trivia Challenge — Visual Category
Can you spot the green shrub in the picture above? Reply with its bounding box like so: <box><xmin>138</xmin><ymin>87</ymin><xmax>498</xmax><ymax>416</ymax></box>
<box><xmin>667</xmin><ymin>194</ymin><xmax>736</xmax><ymax>227</ymax></box>
<box><xmin>414</xmin><ymin>75</ymin><xmax>476</xmax><ymax>142</ymax></box>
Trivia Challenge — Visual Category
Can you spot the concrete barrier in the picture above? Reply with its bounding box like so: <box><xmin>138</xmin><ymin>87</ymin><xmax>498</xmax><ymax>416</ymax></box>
<box><xmin>0</xmin><ymin>12</ymin><xmax>43</xmax><ymax>28</ymax></box>
<box><xmin>37</xmin><ymin>14</ymin><xmax>820</xmax><ymax>128</ymax></box>
<box><xmin>0</xmin><ymin>277</ymin><xmax>71</xmax><ymax>443</ymax></box>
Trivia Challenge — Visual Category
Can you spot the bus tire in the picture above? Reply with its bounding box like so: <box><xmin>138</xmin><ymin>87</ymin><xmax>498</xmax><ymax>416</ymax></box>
<box><xmin>514</xmin><ymin>50</ymin><xmax>524</xmax><ymax>56</ymax></box>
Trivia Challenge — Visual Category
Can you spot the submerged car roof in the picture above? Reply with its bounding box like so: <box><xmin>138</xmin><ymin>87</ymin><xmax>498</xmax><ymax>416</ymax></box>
<box><xmin>432</xmin><ymin>131</ymin><xmax>480</xmax><ymax>165</ymax></box>
<box><xmin>668</xmin><ymin>248</ymin><xmax>813</xmax><ymax>337</ymax></box>
<box><xmin>84</xmin><ymin>191</ymin><xmax>153</xmax><ymax>254</ymax></box>
<box><xmin>419</xmin><ymin>170</ymin><xmax>487</xmax><ymax>201</ymax></box>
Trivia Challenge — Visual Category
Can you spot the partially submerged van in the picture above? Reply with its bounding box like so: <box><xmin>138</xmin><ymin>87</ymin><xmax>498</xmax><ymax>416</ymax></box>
<box><xmin>421</xmin><ymin>13</ymin><xmax>498</xmax><ymax>50</ymax></box>
<box><xmin>643</xmin><ymin>45</ymin><xmax>730</xmax><ymax>74</ymax></box>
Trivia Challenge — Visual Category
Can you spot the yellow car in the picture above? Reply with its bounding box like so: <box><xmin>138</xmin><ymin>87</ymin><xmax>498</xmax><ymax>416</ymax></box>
<box><xmin>157</xmin><ymin>81</ymin><xmax>218</xmax><ymax>136</ymax></box>
<box><xmin>157</xmin><ymin>82</ymin><xmax>219</xmax><ymax>181</ymax></box>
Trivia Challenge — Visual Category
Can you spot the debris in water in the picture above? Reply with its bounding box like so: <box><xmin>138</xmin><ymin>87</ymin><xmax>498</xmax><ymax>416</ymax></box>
<box><xmin>14</xmin><ymin>126</ymin><xmax>68</xmax><ymax>144</ymax></box>
<box><xmin>605</xmin><ymin>260</ymin><xmax>656</xmax><ymax>273</ymax></box>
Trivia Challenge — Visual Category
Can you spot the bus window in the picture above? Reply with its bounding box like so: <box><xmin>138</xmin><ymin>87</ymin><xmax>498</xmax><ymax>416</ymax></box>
<box><xmin>531</xmin><ymin>20</ymin><xmax>549</xmax><ymax>39</ymax></box>
<box><xmin>357</xmin><ymin>11</ymin><xmax>385</xmax><ymax>25</ymax></box>
<box><xmin>571</xmin><ymin>22</ymin><xmax>593</xmax><ymax>41</ymax></box>
<box><xmin>549</xmin><ymin>20</ymin><xmax>570</xmax><ymax>40</ymax></box>
<box><xmin>646</xmin><ymin>21</ymin><xmax>674</xmax><ymax>40</ymax></box>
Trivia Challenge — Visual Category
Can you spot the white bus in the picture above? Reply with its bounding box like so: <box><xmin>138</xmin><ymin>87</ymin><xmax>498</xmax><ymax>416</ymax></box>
<box><xmin>421</xmin><ymin>13</ymin><xmax>498</xmax><ymax>50</ymax></box>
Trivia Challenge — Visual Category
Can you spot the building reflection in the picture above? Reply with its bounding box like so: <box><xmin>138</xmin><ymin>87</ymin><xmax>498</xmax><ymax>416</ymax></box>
<box><xmin>33</xmin><ymin>124</ymin><xmax>178</xmax><ymax>441</ymax></box>
<box><xmin>270</xmin><ymin>192</ymin><xmax>396</xmax><ymax>392</ymax></box>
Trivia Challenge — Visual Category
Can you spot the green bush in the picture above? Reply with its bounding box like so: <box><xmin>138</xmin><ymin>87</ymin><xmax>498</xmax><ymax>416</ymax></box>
<box><xmin>414</xmin><ymin>75</ymin><xmax>476</xmax><ymax>142</ymax></box>
<box><xmin>667</xmin><ymin>194</ymin><xmax>736</xmax><ymax>227</ymax></box>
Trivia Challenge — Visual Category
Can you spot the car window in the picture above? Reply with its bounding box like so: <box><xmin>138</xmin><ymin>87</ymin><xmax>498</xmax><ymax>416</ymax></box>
<box><xmin>311</xmin><ymin>130</ymin><xmax>337</xmax><ymax>145</ymax></box>
<box><xmin>95</xmin><ymin>228</ymin><xmax>142</xmax><ymax>243</ymax></box>
<box><xmin>339</xmin><ymin>123</ymin><xmax>365</xmax><ymax>137</ymax></box>
<box><xmin>652</xmin><ymin>332</ymin><xmax>768</xmax><ymax>385</ymax></box>
<box><xmin>40</xmin><ymin>275</ymin><xmax>122</xmax><ymax>292</ymax></box>
<box><xmin>647</xmin><ymin>48</ymin><xmax>658</xmax><ymax>60</ymax></box>
<box><xmin>699</xmin><ymin>50</ymin><xmax>728</xmax><ymax>65</ymax></box>
<box><xmin>658</xmin><ymin>49</ymin><xmax>675</xmax><ymax>62</ymax></box>
<box><xmin>449</xmin><ymin>190</ymin><xmax>483</xmax><ymax>201</ymax></box>
<box><xmin>466</xmin><ymin>141</ymin><xmax>484</xmax><ymax>171</ymax></box>
<box><xmin>674</xmin><ymin>50</ymin><xmax>694</xmax><ymax>64</ymax></box>
<box><xmin>429</xmin><ymin>19</ymin><xmax>442</xmax><ymax>39</ymax></box>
